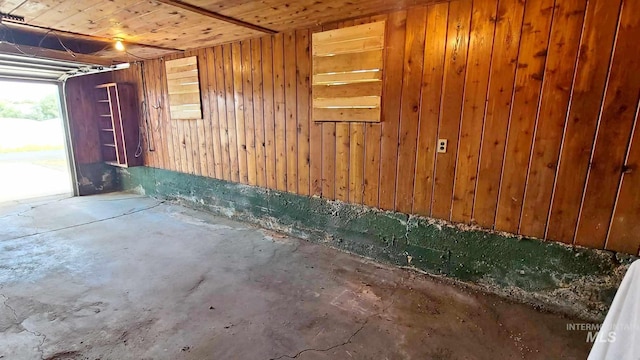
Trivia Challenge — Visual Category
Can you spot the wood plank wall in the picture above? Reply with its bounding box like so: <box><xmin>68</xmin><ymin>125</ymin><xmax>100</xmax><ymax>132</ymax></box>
<box><xmin>65</xmin><ymin>73</ymin><xmax>112</xmax><ymax>164</ymax></box>
<box><xmin>91</xmin><ymin>0</ymin><xmax>640</xmax><ymax>255</ymax></box>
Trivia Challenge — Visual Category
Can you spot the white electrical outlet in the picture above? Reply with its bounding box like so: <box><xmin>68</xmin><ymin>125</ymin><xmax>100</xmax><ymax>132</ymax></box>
<box><xmin>438</xmin><ymin>139</ymin><xmax>447</xmax><ymax>153</ymax></box>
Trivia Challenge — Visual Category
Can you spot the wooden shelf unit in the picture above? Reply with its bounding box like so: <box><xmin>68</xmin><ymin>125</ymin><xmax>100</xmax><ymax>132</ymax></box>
<box><xmin>94</xmin><ymin>82</ymin><xmax>142</xmax><ymax>168</ymax></box>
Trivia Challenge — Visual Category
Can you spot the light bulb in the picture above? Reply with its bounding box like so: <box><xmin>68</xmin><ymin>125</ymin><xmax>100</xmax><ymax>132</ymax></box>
<box><xmin>114</xmin><ymin>38</ymin><xmax>125</xmax><ymax>52</ymax></box>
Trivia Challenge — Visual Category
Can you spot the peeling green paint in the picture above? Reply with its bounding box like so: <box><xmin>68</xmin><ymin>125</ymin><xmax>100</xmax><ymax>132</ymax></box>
<box><xmin>118</xmin><ymin>166</ymin><xmax>635</xmax><ymax>321</ymax></box>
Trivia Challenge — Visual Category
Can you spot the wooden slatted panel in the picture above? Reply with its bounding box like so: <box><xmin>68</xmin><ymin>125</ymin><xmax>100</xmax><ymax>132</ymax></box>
<box><xmin>546</xmin><ymin>0</ymin><xmax>621</xmax><ymax>243</ymax></box>
<box><xmin>312</xmin><ymin>82</ymin><xmax>383</xmax><ymax>99</ymax></box>
<box><xmin>413</xmin><ymin>3</ymin><xmax>448</xmax><ymax>216</ymax></box>
<box><xmin>312</xmin><ymin>71</ymin><xmax>383</xmax><ymax>85</ymax></box>
<box><xmin>313</xmin><ymin>97</ymin><xmax>381</xmax><ymax>108</ymax></box>
<box><xmin>312</xmin><ymin>22</ymin><xmax>386</xmax><ymax>59</ymax></box>
<box><xmin>473</xmin><ymin>0</ymin><xmax>525</xmax><ymax>228</ymax></box>
<box><xmin>312</xmin><ymin>51</ymin><xmax>383</xmax><ymax>74</ymax></box>
<box><xmin>519</xmin><ymin>0</ymin><xmax>586</xmax><ymax>238</ymax></box>
<box><xmin>312</xmin><ymin>38</ymin><xmax>385</xmax><ymax>58</ymax></box>
<box><xmin>312</xmin><ymin>108</ymin><xmax>381</xmax><ymax>122</ymax></box>
<box><xmin>312</xmin><ymin>21</ymin><xmax>385</xmax><ymax>123</ymax></box>
<box><xmin>165</xmin><ymin>56</ymin><xmax>203</xmax><ymax>120</ymax></box>
<box><xmin>574</xmin><ymin>0</ymin><xmax>640</xmax><ymax>248</ymax></box>
<box><xmin>312</xmin><ymin>21</ymin><xmax>386</xmax><ymax>46</ymax></box>
<box><xmin>431</xmin><ymin>0</ymin><xmax>472</xmax><ymax>220</ymax></box>
<box><xmin>495</xmin><ymin>0</ymin><xmax>555</xmax><ymax>233</ymax></box>
<box><xmin>395</xmin><ymin>7</ymin><xmax>428</xmax><ymax>213</ymax></box>
<box><xmin>451</xmin><ymin>0</ymin><xmax>498</xmax><ymax>223</ymax></box>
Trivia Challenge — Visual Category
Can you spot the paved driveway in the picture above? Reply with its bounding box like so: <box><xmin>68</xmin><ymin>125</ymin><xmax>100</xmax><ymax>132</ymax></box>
<box><xmin>0</xmin><ymin>149</ymin><xmax>72</xmax><ymax>203</ymax></box>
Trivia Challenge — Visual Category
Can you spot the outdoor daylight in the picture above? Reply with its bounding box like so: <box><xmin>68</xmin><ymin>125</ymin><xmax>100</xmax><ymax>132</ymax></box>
<box><xmin>0</xmin><ymin>80</ymin><xmax>72</xmax><ymax>202</ymax></box>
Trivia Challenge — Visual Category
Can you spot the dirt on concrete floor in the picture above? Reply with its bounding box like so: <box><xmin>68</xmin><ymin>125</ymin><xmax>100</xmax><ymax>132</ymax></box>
<box><xmin>0</xmin><ymin>193</ymin><xmax>593</xmax><ymax>359</ymax></box>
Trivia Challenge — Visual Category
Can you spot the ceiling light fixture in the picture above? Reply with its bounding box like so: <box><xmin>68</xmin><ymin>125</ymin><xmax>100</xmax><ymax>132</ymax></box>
<box><xmin>114</xmin><ymin>38</ymin><xmax>125</xmax><ymax>52</ymax></box>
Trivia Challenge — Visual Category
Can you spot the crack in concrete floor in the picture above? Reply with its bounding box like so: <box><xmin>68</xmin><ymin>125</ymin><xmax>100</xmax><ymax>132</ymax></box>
<box><xmin>1</xmin><ymin>201</ymin><xmax>165</xmax><ymax>242</ymax></box>
<box><xmin>1</xmin><ymin>293</ymin><xmax>47</xmax><ymax>360</ymax></box>
<box><xmin>0</xmin><ymin>193</ymin><xmax>593</xmax><ymax>359</ymax></box>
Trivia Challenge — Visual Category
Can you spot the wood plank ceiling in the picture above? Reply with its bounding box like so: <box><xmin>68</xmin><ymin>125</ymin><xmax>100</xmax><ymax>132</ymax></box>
<box><xmin>0</xmin><ymin>0</ymin><xmax>440</xmax><ymax>60</ymax></box>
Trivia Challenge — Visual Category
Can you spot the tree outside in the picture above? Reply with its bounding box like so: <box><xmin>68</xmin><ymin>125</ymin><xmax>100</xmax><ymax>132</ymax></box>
<box><xmin>0</xmin><ymin>93</ymin><xmax>60</xmax><ymax>121</ymax></box>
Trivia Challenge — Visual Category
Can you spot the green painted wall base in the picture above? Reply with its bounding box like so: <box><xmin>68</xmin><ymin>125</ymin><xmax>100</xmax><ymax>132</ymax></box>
<box><xmin>119</xmin><ymin>166</ymin><xmax>635</xmax><ymax>321</ymax></box>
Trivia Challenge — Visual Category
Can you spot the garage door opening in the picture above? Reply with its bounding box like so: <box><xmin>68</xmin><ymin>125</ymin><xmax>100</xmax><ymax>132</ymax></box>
<box><xmin>0</xmin><ymin>80</ymin><xmax>72</xmax><ymax>203</ymax></box>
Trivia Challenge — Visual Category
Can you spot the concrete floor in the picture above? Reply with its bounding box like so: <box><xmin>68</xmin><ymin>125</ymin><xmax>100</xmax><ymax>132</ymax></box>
<box><xmin>0</xmin><ymin>193</ymin><xmax>592</xmax><ymax>359</ymax></box>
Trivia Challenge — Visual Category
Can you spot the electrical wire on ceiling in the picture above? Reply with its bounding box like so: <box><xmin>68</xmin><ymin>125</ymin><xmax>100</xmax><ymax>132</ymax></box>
<box><xmin>0</xmin><ymin>20</ymin><xmax>78</xmax><ymax>60</ymax></box>
<box><xmin>2</xmin><ymin>20</ymin><xmax>137</xmax><ymax>61</ymax></box>
<box><xmin>1</xmin><ymin>15</ymin><xmax>182</xmax><ymax>69</ymax></box>
<box><xmin>54</xmin><ymin>32</ymin><xmax>77</xmax><ymax>57</ymax></box>
<box><xmin>0</xmin><ymin>20</ymin><xmax>138</xmax><ymax>80</ymax></box>
<box><xmin>36</xmin><ymin>29</ymin><xmax>52</xmax><ymax>48</ymax></box>
<box><xmin>0</xmin><ymin>21</ymin><xmax>29</xmax><ymax>56</ymax></box>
